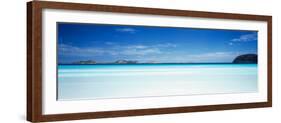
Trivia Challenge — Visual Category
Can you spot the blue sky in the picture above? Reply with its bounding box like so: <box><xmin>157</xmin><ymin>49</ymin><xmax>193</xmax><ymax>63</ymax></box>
<box><xmin>58</xmin><ymin>23</ymin><xmax>257</xmax><ymax>63</ymax></box>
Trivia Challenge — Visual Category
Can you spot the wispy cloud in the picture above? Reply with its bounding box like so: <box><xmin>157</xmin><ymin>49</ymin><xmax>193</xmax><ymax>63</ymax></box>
<box><xmin>105</xmin><ymin>42</ymin><xmax>114</xmax><ymax>45</ymax></box>
<box><xmin>127</xmin><ymin>45</ymin><xmax>148</xmax><ymax>49</ymax></box>
<box><xmin>59</xmin><ymin>43</ymin><xmax>255</xmax><ymax>63</ymax></box>
<box><xmin>116</xmin><ymin>28</ymin><xmax>136</xmax><ymax>33</ymax></box>
<box><xmin>231</xmin><ymin>33</ymin><xmax>257</xmax><ymax>42</ymax></box>
<box><xmin>228</xmin><ymin>42</ymin><xmax>234</xmax><ymax>46</ymax></box>
<box><xmin>122</xmin><ymin>48</ymin><xmax>162</xmax><ymax>56</ymax></box>
<box><xmin>123</xmin><ymin>43</ymin><xmax>177</xmax><ymax>50</ymax></box>
<box><xmin>59</xmin><ymin>44</ymin><xmax>111</xmax><ymax>56</ymax></box>
<box><xmin>194</xmin><ymin>52</ymin><xmax>235</xmax><ymax>57</ymax></box>
<box><xmin>178</xmin><ymin>52</ymin><xmax>246</xmax><ymax>63</ymax></box>
<box><xmin>125</xmin><ymin>52</ymin><xmax>244</xmax><ymax>63</ymax></box>
<box><xmin>155</xmin><ymin>43</ymin><xmax>177</xmax><ymax>48</ymax></box>
<box><xmin>118</xmin><ymin>43</ymin><xmax>177</xmax><ymax>56</ymax></box>
<box><xmin>59</xmin><ymin>44</ymin><xmax>80</xmax><ymax>53</ymax></box>
<box><xmin>59</xmin><ymin>42</ymin><xmax>177</xmax><ymax>58</ymax></box>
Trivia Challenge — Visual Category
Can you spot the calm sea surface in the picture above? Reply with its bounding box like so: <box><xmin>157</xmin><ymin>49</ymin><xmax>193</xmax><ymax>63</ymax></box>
<box><xmin>58</xmin><ymin>64</ymin><xmax>258</xmax><ymax>100</ymax></box>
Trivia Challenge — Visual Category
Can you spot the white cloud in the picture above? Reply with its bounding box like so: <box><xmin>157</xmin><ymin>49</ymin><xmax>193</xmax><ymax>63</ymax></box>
<box><xmin>59</xmin><ymin>43</ymin><xmax>256</xmax><ymax>63</ymax></box>
<box><xmin>127</xmin><ymin>45</ymin><xmax>148</xmax><ymax>49</ymax></box>
<box><xmin>231</xmin><ymin>33</ymin><xmax>257</xmax><ymax>42</ymax></box>
<box><xmin>124</xmin><ymin>52</ymin><xmax>242</xmax><ymax>63</ymax></box>
<box><xmin>59</xmin><ymin>44</ymin><xmax>79</xmax><ymax>52</ymax></box>
<box><xmin>116</xmin><ymin>28</ymin><xmax>136</xmax><ymax>33</ymax></box>
<box><xmin>118</xmin><ymin>43</ymin><xmax>177</xmax><ymax>55</ymax></box>
<box><xmin>184</xmin><ymin>52</ymin><xmax>240</xmax><ymax>63</ymax></box>
<box><xmin>155</xmin><ymin>43</ymin><xmax>177</xmax><ymax>48</ymax></box>
<box><xmin>105</xmin><ymin>42</ymin><xmax>114</xmax><ymax>45</ymax></box>
<box><xmin>190</xmin><ymin>52</ymin><xmax>234</xmax><ymax>58</ymax></box>
<box><xmin>58</xmin><ymin>44</ymin><xmax>115</xmax><ymax>56</ymax></box>
<box><xmin>58</xmin><ymin>42</ymin><xmax>170</xmax><ymax>57</ymax></box>
<box><xmin>121</xmin><ymin>48</ymin><xmax>162</xmax><ymax>56</ymax></box>
<box><xmin>228</xmin><ymin>42</ymin><xmax>233</xmax><ymax>46</ymax></box>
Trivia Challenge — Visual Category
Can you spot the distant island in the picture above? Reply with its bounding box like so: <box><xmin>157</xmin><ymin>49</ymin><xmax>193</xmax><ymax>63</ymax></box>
<box><xmin>115</xmin><ymin>60</ymin><xmax>138</xmax><ymax>64</ymax></box>
<box><xmin>60</xmin><ymin>54</ymin><xmax>258</xmax><ymax>65</ymax></box>
<box><xmin>72</xmin><ymin>60</ymin><xmax>97</xmax><ymax>64</ymax></box>
<box><xmin>68</xmin><ymin>60</ymin><xmax>139</xmax><ymax>65</ymax></box>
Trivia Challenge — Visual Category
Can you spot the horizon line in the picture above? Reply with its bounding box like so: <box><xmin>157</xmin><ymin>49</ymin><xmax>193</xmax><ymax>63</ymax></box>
<box><xmin>58</xmin><ymin>62</ymin><xmax>258</xmax><ymax>65</ymax></box>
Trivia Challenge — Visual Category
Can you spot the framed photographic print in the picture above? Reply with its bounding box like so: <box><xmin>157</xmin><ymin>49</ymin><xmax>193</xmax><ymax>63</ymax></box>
<box><xmin>27</xmin><ymin>1</ymin><xmax>272</xmax><ymax>122</ymax></box>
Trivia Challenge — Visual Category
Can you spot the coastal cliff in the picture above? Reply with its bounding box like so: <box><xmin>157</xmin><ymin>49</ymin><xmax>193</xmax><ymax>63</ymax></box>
<box><xmin>233</xmin><ymin>54</ymin><xmax>257</xmax><ymax>64</ymax></box>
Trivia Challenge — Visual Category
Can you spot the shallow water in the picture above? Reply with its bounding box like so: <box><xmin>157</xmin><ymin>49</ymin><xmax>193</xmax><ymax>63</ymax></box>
<box><xmin>57</xmin><ymin>64</ymin><xmax>258</xmax><ymax>100</ymax></box>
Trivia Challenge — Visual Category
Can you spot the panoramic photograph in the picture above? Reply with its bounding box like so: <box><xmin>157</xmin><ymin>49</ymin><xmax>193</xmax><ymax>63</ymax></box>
<box><xmin>57</xmin><ymin>22</ymin><xmax>258</xmax><ymax>100</ymax></box>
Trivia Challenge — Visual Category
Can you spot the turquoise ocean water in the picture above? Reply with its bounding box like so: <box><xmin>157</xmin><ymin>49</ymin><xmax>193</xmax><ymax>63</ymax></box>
<box><xmin>57</xmin><ymin>64</ymin><xmax>257</xmax><ymax>100</ymax></box>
